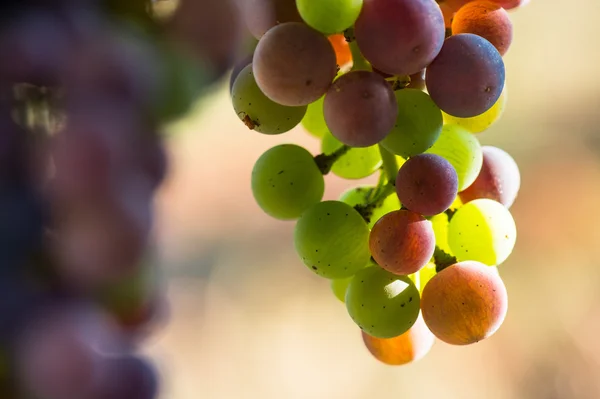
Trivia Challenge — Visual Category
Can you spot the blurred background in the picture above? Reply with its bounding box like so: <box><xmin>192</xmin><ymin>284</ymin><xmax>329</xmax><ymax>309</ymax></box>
<box><xmin>145</xmin><ymin>0</ymin><xmax>600</xmax><ymax>398</ymax></box>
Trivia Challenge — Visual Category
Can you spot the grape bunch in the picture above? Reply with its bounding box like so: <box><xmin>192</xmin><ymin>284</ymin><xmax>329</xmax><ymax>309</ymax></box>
<box><xmin>0</xmin><ymin>0</ymin><xmax>245</xmax><ymax>398</ymax></box>
<box><xmin>231</xmin><ymin>0</ymin><xmax>526</xmax><ymax>365</ymax></box>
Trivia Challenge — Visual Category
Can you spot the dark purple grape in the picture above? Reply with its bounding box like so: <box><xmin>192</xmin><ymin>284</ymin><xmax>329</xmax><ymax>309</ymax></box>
<box><xmin>354</xmin><ymin>0</ymin><xmax>445</xmax><ymax>76</ymax></box>
<box><xmin>253</xmin><ymin>22</ymin><xmax>337</xmax><ymax>106</ymax></box>
<box><xmin>426</xmin><ymin>33</ymin><xmax>505</xmax><ymax>118</ymax></box>
<box><xmin>323</xmin><ymin>71</ymin><xmax>397</xmax><ymax>147</ymax></box>
<box><xmin>396</xmin><ymin>153</ymin><xmax>458</xmax><ymax>216</ymax></box>
<box><xmin>459</xmin><ymin>146</ymin><xmax>520</xmax><ymax>208</ymax></box>
<box><xmin>93</xmin><ymin>355</ymin><xmax>159</xmax><ymax>399</ymax></box>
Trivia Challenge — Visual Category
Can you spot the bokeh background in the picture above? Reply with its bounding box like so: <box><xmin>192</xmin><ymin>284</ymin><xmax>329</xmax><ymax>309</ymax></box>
<box><xmin>145</xmin><ymin>1</ymin><xmax>600</xmax><ymax>398</ymax></box>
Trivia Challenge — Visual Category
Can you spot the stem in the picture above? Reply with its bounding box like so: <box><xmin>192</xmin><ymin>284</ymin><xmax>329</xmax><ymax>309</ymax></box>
<box><xmin>378</xmin><ymin>144</ymin><xmax>399</xmax><ymax>185</ymax></box>
<box><xmin>314</xmin><ymin>145</ymin><xmax>351</xmax><ymax>175</ymax></box>
<box><xmin>354</xmin><ymin>183</ymin><xmax>395</xmax><ymax>222</ymax></box>
<box><xmin>433</xmin><ymin>246</ymin><xmax>458</xmax><ymax>273</ymax></box>
<box><xmin>445</xmin><ymin>207</ymin><xmax>457</xmax><ymax>221</ymax></box>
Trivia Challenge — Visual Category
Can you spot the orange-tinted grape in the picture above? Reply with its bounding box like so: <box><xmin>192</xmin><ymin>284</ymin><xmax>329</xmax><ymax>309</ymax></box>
<box><xmin>421</xmin><ymin>261</ymin><xmax>508</xmax><ymax>345</ymax></box>
<box><xmin>328</xmin><ymin>34</ymin><xmax>352</xmax><ymax>67</ymax></box>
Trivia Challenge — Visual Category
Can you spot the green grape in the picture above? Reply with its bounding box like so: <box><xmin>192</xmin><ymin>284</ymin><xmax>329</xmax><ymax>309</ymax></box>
<box><xmin>443</xmin><ymin>88</ymin><xmax>507</xmax><ymax>134</ymax></box>
<box><xmin>431</xmin><ymin>213</ymin><xmax>452</xmax><ymax>255</ymax></box>
<box><xmin>417</xmin><ymin>262</ymin><xmax>437</xmax><ymax>294</ymax></box>
<box><xmin>252</xmin><ymin>145</ymin><xmax>324</xmax><ymax>220</ymax></box>
<box><xmin>339</xmin><ymin>186</ymin><xmax>401</xmax><ymax>229</ymax></box>
<box><xmin>322</xmin><ymin>131</ymin><xmax>382</xmax><ymax>179</ymax></box>
<box><xmin>296</xmin><ymin>0</ymin><xmax>363</xmax><ymax>34</ymax></box>
<box><xmin>448</xmin><ymin>199</ymin><xmax>516</xmax><ymax>266</ymax></box>
<box><xmin>301</xmin><ymin>95</ymin><xmax>328</xmax><ymax>138</ymax></box>
<box><xmin>426</xmin><ymin>124</ymin><xmax>483</xmax><ymax>191</ymax></box>
<box><xmin>331</xmin><ymin>276</ymin><xmax>353</xmax><ymax>302</ymax></box>
<box><xmin>381</xmin><ymin>89</ymin><xmax>443</xmax><ymax>158</ymax></box>
<box><xmin>295</xmin><ymin>201</ymin><xmax>371</xmax><ymax>279</ymax></box>
<box><xmin>346</xmin><ymin>267</ymin><xmax>421</xmax><ymax>339</ymax></box>
<box><xmin>232</xmin><ymin>65</ymin><xmax>307</xmax><ymax>135</ymax></box>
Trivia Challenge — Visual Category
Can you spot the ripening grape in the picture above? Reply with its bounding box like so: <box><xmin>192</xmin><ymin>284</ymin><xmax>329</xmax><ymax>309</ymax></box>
<box><xmin>439</xmin><ymin>2</ymin><xmax>456</xmax><ymax>28</ymax></box>
<box><xmin>452</xmin><ymin>1</ymin><xmax>513</xmax><ymax>56</ymax></box>
<box><xmin>442</xmin><ymin>88</ymin><xmax>507</xmax><ymax>134</ymax></box>
<box><xmin>297</xmin><ymin>0</ymin><xmax>363</xmax><ymax>35</ymax></box>
<box><xmin>323</xmin><ymin>70</ymin><xmax>397</xmax><ymax>147</ymax></box>
<box><xmin>421</xmin><ymin>261</ymin><xmax>508</xmax><ymax>345</ymax></box>
<box><xmin>448</xmin><ymin>199</ymin><xmax>516</xmax><ymax>265</ymax></box>
<box><xmin>251</xmin><ymin>144</ymin><xmax>324</xmax><ymax>220</ymax></box>
<box><xmin>241</xmin><ymin>0</ymin><xmax>303</xmax><ymax>38</ymax></box>
<box><xmin>346</xmin><ymin>267</ymin><xmax>421</xmax><ymax>338</ymax></box>
<box><xmin>426</xmin><ymin>34</ymin><xmax>505</xmax><ymax>118</ymax></box>
<box><xmin>361</xmin><ymin>313</ymin><xmax>435</xmax><ymax>365</ymax></box>
<box><xmin>408</xmin><ymin>70</ymin><xmax>426</xmax><ymax>91</ymax></box>
<box><xmin>430</xmin><ymin>213</ymin><xmax>452</xmax><ymax>255</ymax></box>
<box><xmin>232</xmin><ymin>64</ymin><xmax>307</xmax><ymax>134</ymax></box>
<box><xmin>370</xmin><ymin>210</ymin><xmax>435</xmax><ymax>275</ymax></box>
<box><xmin>380</xmin><ymin>89</ymin><xmax>443</xmax><ymax>158</ymax></box>
<box><xmin>294</xmin><ymin>201</ymin><xmax>371</xmax><ymax>279</ymax></box>
<box><xmin>301</xmin><ymin>96</ymin><xmax>328</xmax><ymax>138</ymax></box>
<box><xmin>328</xmin><ymin>33</ymin><xmax>353</xmax><ymax>67</ymax></box>
<box><xmin>253</xmin><ymin>22</ymin><xmax>337</xmax><ymax>106</ymax></box>
<box><xmin>354</xmin><ymin>0</ymin><xmax>445</xmax><ymax>76</ymax></box>
<box><xmin>396</xmin><ymin>154</ymin><xmax>459</xmax><ymax>216</ymax></box>
<box><xmin>426</xmin><ymin>124</ymin><xmax>483</xmax><ymax>191</ymax></box>
<box><xmin>459</xmin><ymin>146</ymin><xmax>521</xmax><ymax>208</ymax></box>
<box><xmin>322</xmin><ymin>131</ymin><xmax>382</xmax><ymax>179</ymax></box>
<box><xmin>229</xmin><ymin>53</ymin><xmax>254</xmax><ymax>93</ymax></box>
<box><xmin>339</xmin><ymin>186</ymin><xmax>402</xmax><ymax>229</ymax></box>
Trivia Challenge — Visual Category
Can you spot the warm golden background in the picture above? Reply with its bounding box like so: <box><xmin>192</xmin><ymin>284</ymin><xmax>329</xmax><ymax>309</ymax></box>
<box><xmin>145</xmin><ymin>1</ymin><xmax>600</xmax><ymax>398</ymax></box>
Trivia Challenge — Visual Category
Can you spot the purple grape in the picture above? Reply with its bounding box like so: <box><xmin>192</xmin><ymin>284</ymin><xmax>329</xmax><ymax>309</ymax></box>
<box><xmin>426</xmin><ymin>33</ymin><xmax>505</xmax><ymax>118</ymax></box>
<box><xmin>396</xmin><ymin>153</ymin><xmax>459</xmax><ymax>216</ymax></box>
<box><xmin>239</xmin><ymin>0</ymin><xmax>304</xmax><ymax>39</ymax></box>
<box><xmin>93</xmin><ymin>355</ymin><xmax>159</xmax><ymax>399</ymax></box>
<box><xmin>354</xmin><ymin>0</ymin><xmax>445</xmax><ymax>76</ymax></box>
<box><xmin>323</xmin><ymin>71</ymin><xmax>398</xmax><ymax>147</ymax></box>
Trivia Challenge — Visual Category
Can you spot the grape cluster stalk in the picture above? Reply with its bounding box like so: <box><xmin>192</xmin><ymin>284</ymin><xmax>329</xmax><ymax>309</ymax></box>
<box><xmin>0</xmin><ymin>0</ymin><xmax>247</xmax><ymax>397</ymax></box>
<box><xmin>232</xmin><ymin>0</ymin><xmax>528</xmax><ymax>365</ymax></box>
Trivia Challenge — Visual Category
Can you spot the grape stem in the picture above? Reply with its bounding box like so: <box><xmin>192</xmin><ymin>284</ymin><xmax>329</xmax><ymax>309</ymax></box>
<box><xmin>378</xmin><ymin>144</ymin><xmax>399</xmax><ymax>185</ymax></box>
<box><xmin>434</xmin><ymin>246</ymin><xmax>458</xmax><ymax>273</ymax></box>
<box><xmin>354</xmin><ymin>183</ymin><xmax>395</xmax><ymax>223</ymax></box>
<box><xmin>343</xmin><ymin>27</ymin><xmax>372</xmax><ymax>72</ymax></box>
<box><xmin>314</xmin><ymin>145</ymin><xmax>351</xmax><ymax>175</ymax></box>
<box><xmin>444</xmin><ymin>207</ymin><xmax>457</xmax><ymax>221</ymax></box>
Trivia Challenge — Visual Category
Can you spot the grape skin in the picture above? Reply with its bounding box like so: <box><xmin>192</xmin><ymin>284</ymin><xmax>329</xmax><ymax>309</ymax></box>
<box><xmin>297</xmin><ymin>0</ymin><xmax>363</xmax><ymax>35</ymax></box>
<box><xmin>321</xmin><ymin>131</ymin><xmax>382</xmax><ymax>179</ymax></box>
<box><xmin>442</xmin><ymin>88</ymin><xmax>507</xmax><ymax>133</ymax></box>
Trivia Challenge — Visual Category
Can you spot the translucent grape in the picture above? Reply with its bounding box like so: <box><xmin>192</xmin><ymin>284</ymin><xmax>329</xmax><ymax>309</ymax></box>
<box><xmin>301</xmin><ymin>96</ymin><xmax>328</xmax><ymax>138</ymax></box>
<box><xmin>448</xmin><ymin>199</ymin><xmax>516</xmax><ymax>265</ymax></box>
<box><xmin>417</xmin><ymin>263</ymin><xmax>437</xmax><ymax>294</ymax></box>
<box><xmin>396</xmin><ymin>153</ymin><xmax>458</xmax><ymax>216</ymax></box>
<box><xmin>331</xmin><ymin>276</ymin><xmax>354</xmax><ymax>302</ymax></box>
<box><xmin>426</xmin><ymin>34</ymin><xmax>505</xmax><ymax>118</ymax></box>
<box><xmin>241</xmin><ymin>0</ymin><xmax>303</xmax><ymax>39</ymax></box>
<box><xmin>442</xmin><ymin>88</ymin><xmax>507</xmax><ymax>134</ymax></box>
<box><xmin>251</xmin><ymin>144</ymin><xmax>324</xmax><ymax>220</ymax></box>
<box><xmin>452</xmin><ymin>1</ymin><xmax>513</xmax><ymax>56</ymax></box>
<box><xmin>339</xmin><ymin>186</ymin><xmax>402</xmax><ymax>229</ymax></box>
<box><xmin>370</xmin><ymin>210</ymin><xmax>435</xmax><ymax>275</ymax></box>
<box><xmin>380</xmin><ymin>89</ymin><xmax>443</xmax><ymax>158</ymax></box>
<box><xmin>232</xmin><ymin>64</ymin><xmax>307</xmax><ymax>134</ymax></box>
<box><xmin>361</xmin><ymin>313</ymin><xmax>435</xmax><ymax>365</ymax></box>
<box><xmin>328</xmin><ymin>33</ymin><xmax>353</xmax><ymax>67</ymax></box>
<box><xmin>253</xmin><ymin>22</ymin><xmax>337</xmax><ymax>106</ymax></box>
<box><xmin>323</xmin><ymin>71</ymin><xmax>397</xmax><ymax>147</ymax></box>
<box><xmin>321</xmin><ymin>131</ymin><xmax>382</xmax><ymax>179</ymax></box>
<box><xmin>459</xmin><ymin>146</ymin><xmax>521</xmax><ymax>208</ymax></box>
<box><xmin>430</xmin><ymin>213</ymin><xmax>452</xmax><ymax>255</ymax></box>
<box><xmin>297</xmin><ymin>0</ymin><xmax>363</xmax><ymax>35</ymax></box>
<box><xmin>294</xmin><ymin>201</ymin><xmax>371</xmax><ymax>279</ymax></box>
<box><xmin>346</xmin><ymin>267</ymin><xmax>421</xmax><ymax>338</ymax></box>
<box><xmin>426</xmin><ymin>124</ymin><xmax>483</xmax><ymax>191</ymax></box>
<box><xmin>421</xmin><ymin>261</ymin><xmax>508</xmax><ymax>345</ymax></box>
<box><xmin>354</xmin><ymin>0</ymin><xmax>445</xmax><ymax>76</ymax></box>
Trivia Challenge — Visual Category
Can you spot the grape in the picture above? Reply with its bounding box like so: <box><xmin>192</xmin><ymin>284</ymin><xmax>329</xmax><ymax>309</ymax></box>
<box><xmin>346</xmin><ymin>267</ymin><xmax>421</xmax><ymax>338</ymax></box>
<box><xmin>426</xmin><ymin>124</ymin><xmax>483</xmax><ymax>191</ymax></box>
<box><xmin>396</xmin><ymin>153</ymin><xmax>459</xmax><ymax>216</ymax></box>
<box><xmin>354</xmin><ymin>0</ymin><xmax>445</xmax><ymax>76</ymax></box>
<box><xmin>328</xmin><ymin>34</ymin><xmax>353</xmax><ymax>67</ymax></box>
<box><xmin>421</xmin><ymin>261</ymin><xmax>508</xmax><ymax>345</ymax></box>
<box><xmin>251</xmin><ymin>144</ymin><xmax>324</xmax><ymax>220</ymax></box>
<box><xmin>370</xmin><ymin>210</ymin><xmax>435</xmax><ymax>275</ymax></box>
<box><xmin>430</xmin><ymin>213</ymin><xmax>452</xmax><ymax>255</ymax></box>
<box><xmin>331</xmin><ymin>276</ymin><xmax>354</xmax><ymax>302</ymax></box>
<box><xmin>380</xmin><ymin>89</ymin><xmax>443</xmax><ymax>158</ymax></box>
<box><xmin>361</xmin><ymin>313</ymin><xmax>435</xmax><ymax>365</ymax></box>
<box><xmin>301</xmin><ymin>96</ymin><xmax>328</xmax><ymax>138</ymax></box>
<box><xmin>426</xmin><ymin>34</ymin><xmax>505</xmax><ymax>118</ymax></box>
<box><xmin>232</xmin><ymin>64</ymin><xmax>307</xmax><ymax>135</ymax></box>
<box><xmin>322</xmin><ymin>131</ymin><xmax>382</xmax><ymax>179</ymax></box>
<box><xmin>295</xmin><ymin>201</ymin><xmax>371</xmax><ymax>279</ymax></box>
<box><xmin>297</xmin><ymin>0</ymin><xmax>363</xmax><ymax>34</ymax></box>
<box><xmin>339</xmin><ymin>186</ymin><xmax>402</xmax><ymax>229</ymax></box>
<box><xmin>93</xmin><ymin>355</ymin><xmax>159</xmax><ymax>399</ymax></box>
<box><xmin>442</xmin><ymin>88</ymin><xmax>507</xmax><ymax>134</ymax></box>
<box><xmin>407</xmin><ymin>70</ymin><xmax>426</xmax><ymax>91</ymax></box>
<box><xmin>323</xmin><ymin>71</ymin><xmax>397</xmax><ymax>147</ymax></box>
<box><xmin>241</xmin><ymin>0</ymin><xmax>303</xmax><ymax>39</ymax></box>
<box><xmin>459</xmin><ymin>146</ymin><xmax>520</xmax><ymax>208</ymax></box>
<box><xmin>253</xmin><ymin>22</ymin><xmax>337</xmax><ymax>106</ymax></box>
<box><xmin>229</xmin><ymin>53</ymin><xmax>254</xmax><ymax>93</ymax></box>
<box><xmin>448</xmin><ymin>199</ymin><xmax>517</xmax><ymax>265</ymax></box>
<box><xmin>417</xmin><ymin>263</ymin><xmax>437</xmax><ymax>294</ymax></box>
<box><xmin>452</xmin><ymin>1</ymin><xmax>513</xmax><ymax>56</ymax></box>
<box><xmin>439</xmin><ymin>2</ymin><xmax>456</xmax><ymax>28</ymax></box>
